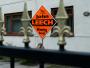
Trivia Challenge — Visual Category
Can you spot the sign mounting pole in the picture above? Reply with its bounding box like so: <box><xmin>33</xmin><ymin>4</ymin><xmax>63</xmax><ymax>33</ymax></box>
<box><xmin>32</xmin><ymin>5</ymin><xmax>56</xmax><ymax>68</ymax></box>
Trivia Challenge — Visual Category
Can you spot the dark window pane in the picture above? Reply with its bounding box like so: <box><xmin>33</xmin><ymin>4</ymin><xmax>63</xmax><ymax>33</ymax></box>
<box><xmin>4</xmin><ymin>11</ymin><xmax>32</xmax><ymax>36</ymax></box>
<box><xmin>12</xmin><ymin>20</ymin><xmax>22</xmax><ymax>32</ymax></box>
<box><xmin>5</xmin><ymin>16</ymin><xmax>11</xmax><ymax>32</ymax></box>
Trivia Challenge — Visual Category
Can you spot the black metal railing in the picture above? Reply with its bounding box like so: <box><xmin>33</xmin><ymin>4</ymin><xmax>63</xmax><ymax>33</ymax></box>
<box><xmin>0</xmin><ymin>45</ymin><xmax>90</xmax><ymax>68</ymax></box>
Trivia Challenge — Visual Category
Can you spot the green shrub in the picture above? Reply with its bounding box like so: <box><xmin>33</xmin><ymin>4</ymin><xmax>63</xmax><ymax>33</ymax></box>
<box><xmin>19</xmin><ymin>59</ymin><xmax>38</xmax><ymax>66</ymax></box>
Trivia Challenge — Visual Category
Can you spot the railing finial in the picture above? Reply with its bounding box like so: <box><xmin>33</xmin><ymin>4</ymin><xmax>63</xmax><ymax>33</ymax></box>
<box><xmin>0</xmin><ymin>7</ymin><xmax>6</xmax><ymax>45</ymax></box>
<box><xmin>20</xmin><ymin>0</ymin><xmax>33</xmax><ymax>48</ymax></box>
<box><xmin>55</xmin><ymin>0</ymin><xmax>72</xmax><ymax>50</ymax></box>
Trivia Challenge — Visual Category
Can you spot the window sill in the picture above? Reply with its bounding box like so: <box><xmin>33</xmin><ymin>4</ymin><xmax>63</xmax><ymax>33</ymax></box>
<box><xmin>50</xmin><ymin>33</ymin><xmax>74</xmax><ymax>37</ymax></box>
<box><xmin>5</xmin><ymin>32</ymin><xmax>34</xmax><ymax>36</ymax></box>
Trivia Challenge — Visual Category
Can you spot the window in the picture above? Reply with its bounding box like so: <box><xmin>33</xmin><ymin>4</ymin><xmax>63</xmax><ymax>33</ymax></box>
<box><xmin>4</xmin><ymin>11</ymin><xmax>32</xmax><ymax>36</ymax></box>
<box><xmin>51</xmin><ymin>6</ymin><xmax>74</xmax><ymax>37</ymax></box>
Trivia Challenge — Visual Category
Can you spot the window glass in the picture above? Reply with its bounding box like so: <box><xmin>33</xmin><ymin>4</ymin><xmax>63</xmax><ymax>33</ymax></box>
<box><xmin>5</xmin><ymin>11</ymin><xmax>32</xmax><ymax>36</ymax></box>
<box><xmin>12</xmin><ymin>19</ymin><xmax>21</xmax><ymax>32</ymax></box>
<box><xmin>5</xmin><ymin>15</ymin><xmax>11</xmax><ymax>32</ymax></box>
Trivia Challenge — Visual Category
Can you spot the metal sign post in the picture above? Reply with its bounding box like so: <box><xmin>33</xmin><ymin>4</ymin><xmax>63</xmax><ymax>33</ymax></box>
<box><xmin>32</xmin><ymin>5</ymin><xmax>56</xmax><ymax>68</ymax></box>
<box><xmin>37</xmin><ymin>39</ymin><xmax>44</xmax><ymax>68</ymax></box>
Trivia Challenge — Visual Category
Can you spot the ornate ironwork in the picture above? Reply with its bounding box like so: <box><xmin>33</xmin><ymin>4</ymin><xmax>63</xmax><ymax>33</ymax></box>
<box><xmin>20</xmin><ymin>1</ymin><xmax>33</xmax><ymax>43</ymax></box>
<box><xmin>0</xmin><ymin>7</ymin><xmax>6</xmax><ymax>42</ymax></box>
<box><xmin>55</xmin><ymin>0</ymin><xmax>72</xmax><ymax>46</ymax></box>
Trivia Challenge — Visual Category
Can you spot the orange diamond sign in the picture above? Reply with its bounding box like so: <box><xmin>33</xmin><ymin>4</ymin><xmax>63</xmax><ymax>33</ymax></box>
<box><xmin>31</xmin><ymin>6</ymin><xmax>56</xmax><ymax>39</ymax></box>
